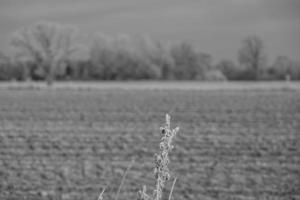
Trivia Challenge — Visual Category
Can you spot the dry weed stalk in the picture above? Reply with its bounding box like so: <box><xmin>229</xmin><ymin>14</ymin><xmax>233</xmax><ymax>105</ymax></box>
<box><xmin>97</xmin><ymin>114</ymin><xmax>179</xmax><ymax>200</ymax></box>
<box><xmin>115</xmin><ymin>160</ymin><xmax>135</xmax><ymax>200</ymax></box>
<box><xmin>97</xmin><ymin>187</ymin><xmax>105</xmax><ymax>200</ymax></box>
<box><xmin>138</xmin><ymin>114</ymin><xmax>179</xmax><ymax>200</ymax></box>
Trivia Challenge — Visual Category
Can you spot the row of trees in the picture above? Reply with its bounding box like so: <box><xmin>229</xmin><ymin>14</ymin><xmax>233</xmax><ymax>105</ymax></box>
<box><xmin>217</xmin><ymin>36</ymin><xmax>300</xmax><ymax>80</ymax></box>
<box><xmin>0</xmin><ymin>21</ymin><xmax>299</xmax><ymax>84</ymax></box>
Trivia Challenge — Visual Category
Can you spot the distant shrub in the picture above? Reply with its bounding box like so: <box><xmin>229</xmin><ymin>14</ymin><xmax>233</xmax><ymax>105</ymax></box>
<box><xmin>0</xmin><ymin>61</ymin><xmax>23</xmax><ymax>81</ymax></box>
<box><xmin>203</xmin><ymin>70</ymin><xmax>227</xmax><ymax>81</ymax></box>
<box><xmin>0</xmin><ymin>63</ymin><xmax>11</xmax><ymax>81</ymax></box>
<box><xmin>216</xmin><ymin>59</ymin><xmax>239</xmax><ymax>80</ymax></box>
<box><xmin>67</xmin><ymin>60</ymin><xmax>92</xmax><ymax>80</ymax></box>
<box><xmin>266</xmin><ymin>56</ymin><xmax>300</xmax><ymax>80</ymax></box>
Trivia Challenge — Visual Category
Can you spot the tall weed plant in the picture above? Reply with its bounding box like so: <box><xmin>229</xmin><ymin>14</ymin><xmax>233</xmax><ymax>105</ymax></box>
<box><xmin>99</xmin><ymin>114</ymin><xmax>179</xmax><ymax>200</ymax></box>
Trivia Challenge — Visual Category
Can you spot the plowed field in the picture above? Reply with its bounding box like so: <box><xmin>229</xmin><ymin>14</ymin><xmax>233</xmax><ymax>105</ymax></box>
<box><xmin>0</xmin><ymin>88</ymin><xmax>299</xmax><ymax>200</ymax></box>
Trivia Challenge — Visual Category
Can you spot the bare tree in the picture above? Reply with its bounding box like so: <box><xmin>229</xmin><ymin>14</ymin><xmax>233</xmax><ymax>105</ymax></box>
<box><xmin>238</xmin><ymin>35</ymin><xmax>266</xmax><ymax>80</ymax></box>
<box><xmin>11</xmin><ymin>21</ymin><xmax>78</xmax><ymax>85</ymax></box>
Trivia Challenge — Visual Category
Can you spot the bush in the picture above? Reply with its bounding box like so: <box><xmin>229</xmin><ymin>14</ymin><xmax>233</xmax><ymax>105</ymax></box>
<box><xmin>267</xmin><ymin>56</ymin><xmax>300</xmax><ymax>80</ymax></box>
<box><xmin>216</xmin><ymin>59</ymin><xmax>239</xmax><ymax>80</ymax></box>
<box><xmin>0</xmin><ymin>62</ymin><xmax>23</xmax><ymax>81</ymax></box>
<box><xmin>0</xmin><ymin>63</ymin><xmax>12</xmax><ymax>81</ymax></box>
<box><xmin>203</xmin><ymin>70</ymin><xmax>227</xmax><ymax>81</ymax></box>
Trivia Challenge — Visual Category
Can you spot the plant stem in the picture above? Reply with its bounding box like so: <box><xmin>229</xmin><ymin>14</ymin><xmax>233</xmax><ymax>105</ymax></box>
<box><xmin>114</xmin><ymin>159</ymin><xmax>135</xmax><ymax>200</ymax></box>
<box><xmin>168</xmin><ymin>177</ymin><xmax>177</xmax><ymax>200</ymax></box>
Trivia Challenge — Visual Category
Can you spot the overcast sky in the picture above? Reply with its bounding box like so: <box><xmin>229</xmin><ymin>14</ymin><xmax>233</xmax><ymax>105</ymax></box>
<box><xmin>0</xmin><ymin>0</ymin><xmax>299</xmax><ymax>63</ymax></box>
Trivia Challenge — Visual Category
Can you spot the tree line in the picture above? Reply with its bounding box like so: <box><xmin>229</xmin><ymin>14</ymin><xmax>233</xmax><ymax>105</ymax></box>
<box><xmin>0</xmin><ymin>21</ymin><xmax>299</xmax><ymax>84</ymax></box>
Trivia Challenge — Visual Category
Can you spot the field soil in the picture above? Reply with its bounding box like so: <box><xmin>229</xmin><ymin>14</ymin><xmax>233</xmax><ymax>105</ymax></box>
<box><xmin>0</xmin><ymin>85</ymin><xmax>299</xmax><ymax>200</ymax></box>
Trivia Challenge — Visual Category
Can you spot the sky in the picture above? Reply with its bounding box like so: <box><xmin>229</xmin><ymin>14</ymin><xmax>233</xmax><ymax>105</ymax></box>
<box><xmin>0</xmin><ymin>0</ymin><xmax>299</xmax><ymax>63</ymax></box>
